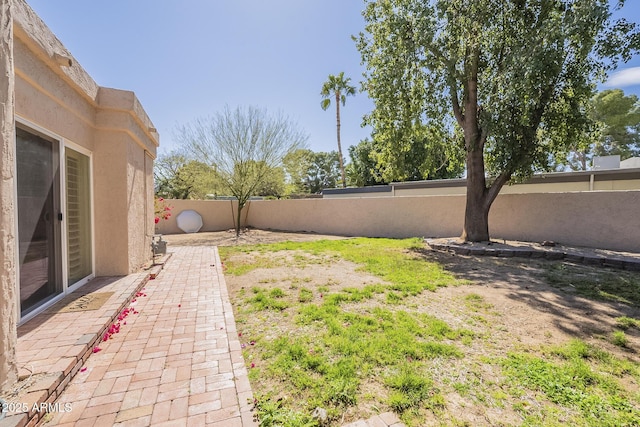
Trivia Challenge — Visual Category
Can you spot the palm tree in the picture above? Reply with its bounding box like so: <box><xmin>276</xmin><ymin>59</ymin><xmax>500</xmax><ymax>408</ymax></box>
<box><xmin>321</xmin><ymin>72</ymin><xmax>356</xmax><ymax>188</ymax></box>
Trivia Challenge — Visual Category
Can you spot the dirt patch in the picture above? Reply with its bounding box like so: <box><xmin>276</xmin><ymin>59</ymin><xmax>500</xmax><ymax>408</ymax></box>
<box><xmin>178</xmin><ymin>230</ymin><xmax>640</xmax><ymax>356</ymax></box>
<box><xmin>162</xmin><ymin>228</ymin><xmax>347</xmax><ymax>247</ymax></box>
<box><xmin>422</xmin><ymin>250</ymin><xmax>640</xmax><ymax>357</ymax></box>
<box><xmin>227</xmin><ymin>254</ymin><xmax>386</xmax><ymax>306</ymax></box>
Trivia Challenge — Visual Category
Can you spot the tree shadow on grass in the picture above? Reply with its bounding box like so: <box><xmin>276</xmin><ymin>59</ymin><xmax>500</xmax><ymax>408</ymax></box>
<box><xmin>411</xmin><ymin>247</ymin><xmax>640</xmax><ymax>351</ymax></box>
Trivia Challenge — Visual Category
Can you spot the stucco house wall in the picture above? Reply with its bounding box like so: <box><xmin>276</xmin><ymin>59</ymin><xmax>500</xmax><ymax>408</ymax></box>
<box><xmin>93</xmin><ymin>132</ymin><xmax>130</xmax><ymax>274</ymax></box>
<box><xmin>1</xmin><ymin>0</ymin><xmax>18</xmax><ymax>394</ymax></box>
<box><xmin>13</xmin><ymin>1</ymin><xmax>158</xmax><ymax>275</ymax></box>
<box><xmin>0</xmin><ymin>0</ymin><xmax>158</xmax><ymax>390</ymax></box>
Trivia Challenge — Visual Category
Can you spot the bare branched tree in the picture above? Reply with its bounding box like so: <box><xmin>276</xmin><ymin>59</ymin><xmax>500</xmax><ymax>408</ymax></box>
<box><xmin>175</xmin><ymin>106</ymin><xmax>307</xmax><ymax>236</ymax></box>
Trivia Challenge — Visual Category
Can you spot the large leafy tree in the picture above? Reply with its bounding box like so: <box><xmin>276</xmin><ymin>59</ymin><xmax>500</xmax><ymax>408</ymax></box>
<box><xmin>559</xmin><ymin>89</ymin><xmax>640</xmax><ymax>170</ymax></box>
<box><xmin>347</xmin><ymin>130</ymin><xmax>465</xmax><ymax>186</ymax></box>
<box><xmin>357</xmin><ymin>0</ymin><xmax>639</xmax><ymax>241</ymax></box>
<box><xmin>154</xmin><ymin>152</ymin><xmax>187</xmax><ymax>198</ymax></box>
<box><xmin>347</xmin><ymin>139</ymin><xmax>386</xmax><ymax>187</ymax></box>
<box><xmin>154</xmin><ymin>152</ymin><xmax>221</xmax><ymax>199</ymax></box>
<box><xmin>283</xmin><ymin>149</ymin><xmax>343</xmax><ymax>194</ymax></box>
<box><xmin>591</xmin><ymin>89</ymin><xmax>640</xmax><ymax>159</ymax></box>
<box><xmin>283</xmin><ymin>148</ymin><xmax>315</xmax><ymax>194</ymax></box>
<box><xmin>321</xmin><ymin>72</ymin><xmax>356</xmax><ymax>188</ymax></box>
<box><xmin>305</xmin><ymin>151</ymin><xmax>342</xmax><ymax>193</ymax></box>
<box><xmin>175</xmin><ymin>106</ymin><xmax>307</xmax><ymax>236</ymax></box>
<box><xmin>253</xmin><ymin>164</ymin><xmax>286</xmax><ymax>199</ymax></box>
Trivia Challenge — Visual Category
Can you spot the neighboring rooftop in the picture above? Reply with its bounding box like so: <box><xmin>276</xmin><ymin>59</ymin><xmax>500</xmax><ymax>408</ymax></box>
<box><xmin>323</xmin><ymin>166</ymin><xmax>640</xmax><ymax>197</ymax></box>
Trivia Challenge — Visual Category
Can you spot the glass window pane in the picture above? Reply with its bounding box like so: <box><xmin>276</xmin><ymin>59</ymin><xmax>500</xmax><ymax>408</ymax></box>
<box><xmin>65</xmin><ymin>148</ymin><xmax>92</xmax><ymax>285</ymax></box>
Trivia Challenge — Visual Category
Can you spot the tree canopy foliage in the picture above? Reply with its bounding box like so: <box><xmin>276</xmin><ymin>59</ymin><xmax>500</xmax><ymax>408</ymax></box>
<box><xmin>284</xmin><ymin>149</ymin><xmax>343</xmax><ymax>194</ymax></box>
<box><xmin>154</xmin><ymin>152</ymin><xmax>220</xmax><ymax>199</ymax></box>
<box><xmin>591</xmin><ymin>89</ymin><xmax>640</xmax><ymax>158</ymax></box>
<box><xmin>357</xmin><ymin>0</ymin><xmax>640</xmax><ymax>241</ymax></box>
<box><xmin>347</xmin><ymin>132</ymin><xmax>465</xmax><ymax>186</ymax></box>
<box><xmin>252</xmin><ymin>163</ymin><xmax>287</xmax><ymax>199</ymax></box>
<box><xmin>346</xmin><ymin>140</ymin><xmax>386</xmax><ymax>187</ymax></box>
<box><xmin>175</xmin><ymin>106</ymin><xmax>307</xmax><ymax>235</ymax></box>
<box><xmin>559</xmin><ymin>88</ymin><xmax>640</xmax><ymax>170</ymax></box>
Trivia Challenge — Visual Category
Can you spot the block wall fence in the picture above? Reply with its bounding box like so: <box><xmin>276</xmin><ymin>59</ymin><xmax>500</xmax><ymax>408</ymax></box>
<box><xmin>155</xmin><ymin>191</ymin><xmax>640</xmax><ymax>253</ymax></box>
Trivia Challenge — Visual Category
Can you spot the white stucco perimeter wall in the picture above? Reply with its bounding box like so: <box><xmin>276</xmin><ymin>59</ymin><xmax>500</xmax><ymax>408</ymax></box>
<box><xmin>159</xmin><ymin>191</ymin><xmax>640</xmax><ymax>253</ymax></box>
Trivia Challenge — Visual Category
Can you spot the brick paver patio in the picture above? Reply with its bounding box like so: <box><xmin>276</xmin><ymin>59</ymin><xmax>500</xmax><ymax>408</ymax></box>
<box><xmin>1</xmin><ymin>246</ymin><xmax>256</xmax><ymax>427</ymax></box>
<box><xmin>45</xmin><ymin>246</ymin><xmax>256</xmax><ymax>426</ymax></box>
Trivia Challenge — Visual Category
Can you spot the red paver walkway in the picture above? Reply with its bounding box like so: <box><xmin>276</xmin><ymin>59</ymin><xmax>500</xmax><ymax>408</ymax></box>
<box><xmin>42</xmin><ymin>246</ymin><xmax>256</xmax><ymax>426</ymax></box>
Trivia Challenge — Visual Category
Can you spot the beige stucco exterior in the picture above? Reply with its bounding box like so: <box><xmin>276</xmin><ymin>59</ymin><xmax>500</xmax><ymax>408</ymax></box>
<box><xmin>13</xmin><ymin>0</ymin><xmax>158</xmax><ymax>274</ymax></box>
<box><xmin>157</xmin><ymin>191</ymin><xmax>640</xmax><ymax>253</ymax></box>
<box><xmin>1</xmin><ymin>0</ymin><xmax>18</xmax><ymax>393</ymax></box>
<box><xmin>0</xmin><ymin>0</ymin><xmax>158</xmax><ymax>390</ymax></box>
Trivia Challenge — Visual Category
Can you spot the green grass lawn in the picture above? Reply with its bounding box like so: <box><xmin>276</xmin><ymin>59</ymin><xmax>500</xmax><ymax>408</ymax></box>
<box><xmin>220</xmin><ymin>238</ymin><xmax>640</xmax><ymax>427</ymax></box>
<box><xmin>544</xmin><ymin>263</ymin><xmax>640</xmax><ymax>305</ymax></box>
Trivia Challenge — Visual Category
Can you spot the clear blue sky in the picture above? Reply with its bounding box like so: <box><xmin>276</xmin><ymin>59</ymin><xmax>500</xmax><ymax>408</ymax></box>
<box><xmin>26</xmin><ymin>0</ymin><xmax>640</xmax><ymax>157</ymax></box>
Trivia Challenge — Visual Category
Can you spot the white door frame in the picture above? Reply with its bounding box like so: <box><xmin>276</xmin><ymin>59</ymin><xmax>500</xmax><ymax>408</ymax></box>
<box><xmin>15</xmin><ymin>116</ymin><xmax>95</xmax><ymax>324</ymax></box>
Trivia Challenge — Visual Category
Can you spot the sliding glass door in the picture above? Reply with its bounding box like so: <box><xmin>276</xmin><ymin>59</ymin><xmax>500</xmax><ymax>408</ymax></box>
<box><xmin>16</xmin><ymin>124</ymin><xmax>94</xmax><ymax>319</ymax></box>
<box><xmin>16</xmin><ymin>127</ymin><xmax>63</xmax><ymax>315</ymax></box>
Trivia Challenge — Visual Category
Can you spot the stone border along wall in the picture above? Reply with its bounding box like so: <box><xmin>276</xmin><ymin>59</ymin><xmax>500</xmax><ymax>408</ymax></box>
<box><xmin>155</xmin><ymin>190</ymin><xmax>640</xmax><ymax>254</ymax></box>
<box><xmin>427</xmin><ymin>241</ymin><xmax>640</xmax><ymax>271</ymax></box>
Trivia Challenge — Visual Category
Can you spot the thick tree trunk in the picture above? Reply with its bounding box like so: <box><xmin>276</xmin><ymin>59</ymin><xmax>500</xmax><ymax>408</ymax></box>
<box><xmin>461</xmin><ymin>147</ymin><xmax>512</xmax><ymax>241</ymax></box>
<box><xmin>461</xmin><ymin>202</ymin><xmax>490</xmax><ymax>242</ymax></box>
<box><xmin>461</xmin><ymin>143</ymin><xmax>490</xmax><ymax>242</ymax></box>
<box><xmin>457</xmin><ymin>47</ymin><xmax>495</xmax><ymax>242</ymax></box>
<box><xmin>0</xmin><ymin>0</ymin><xmax>18</xmax><ymax>393</ymax></box>
<box><xmin>335</xmin><ymin>92</ymin><xmax>346</xmax><ymax>188</ymax></box>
